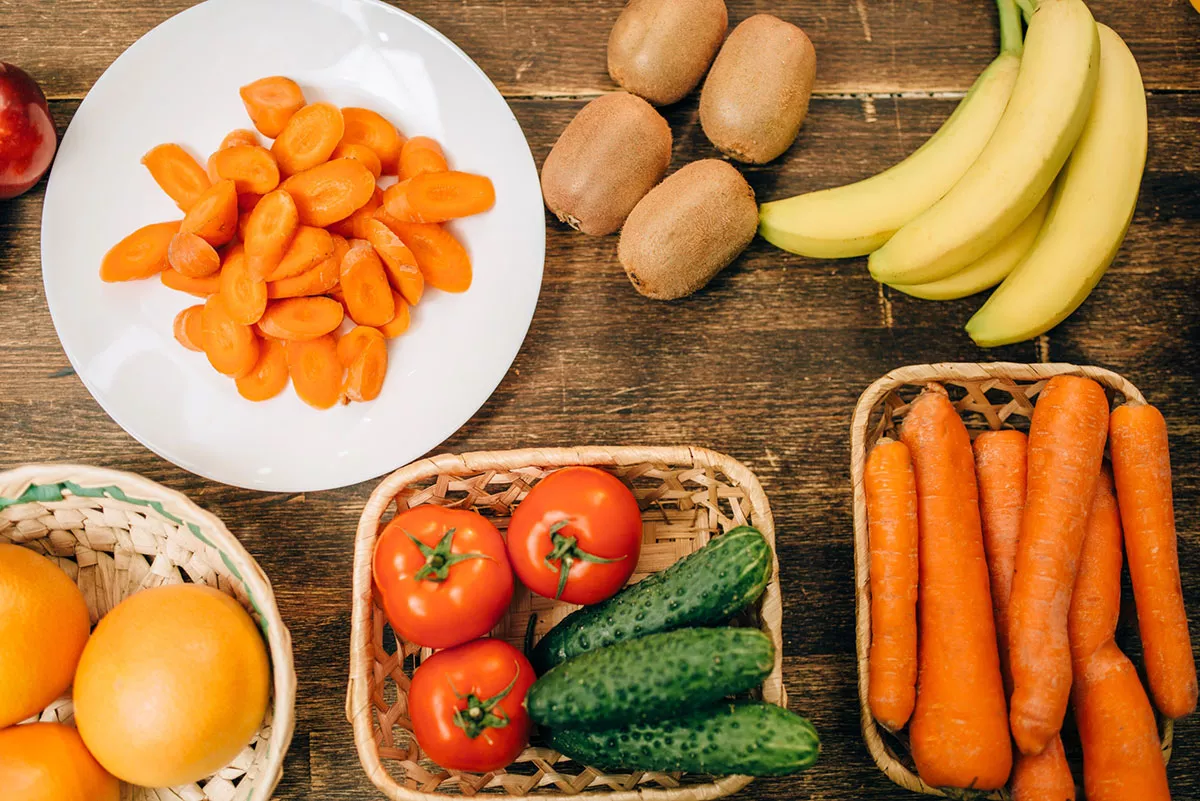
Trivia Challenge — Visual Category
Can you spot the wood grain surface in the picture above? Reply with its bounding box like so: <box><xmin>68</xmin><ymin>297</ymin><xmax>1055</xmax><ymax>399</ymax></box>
<box><xmin>1</xmin><ymin>2</ymin><xmax>1199</xmax><ymax>799</ymax></box>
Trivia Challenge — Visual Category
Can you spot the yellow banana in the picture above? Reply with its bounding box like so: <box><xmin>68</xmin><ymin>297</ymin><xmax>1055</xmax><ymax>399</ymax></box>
<box><xmin>888</xmin><ymin>189</ymin><xmax>1051</xmax><ymax>301</ymax></box>
<box><xmin>869</xmin><ymin>0</ymin><xmax>1100</xmax><ymax>285</ymax></box>
<box><xmin>966</xmin><ymin>24</ymin><xmax>1147</xmax><ymax>347</ymax></box>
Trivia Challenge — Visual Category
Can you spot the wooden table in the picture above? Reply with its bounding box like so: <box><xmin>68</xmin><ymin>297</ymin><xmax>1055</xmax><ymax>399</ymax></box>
<box><xmin>2</xmin><ymin>2</ymin><xmax>1199</xmax><ymax>798</ymax></box>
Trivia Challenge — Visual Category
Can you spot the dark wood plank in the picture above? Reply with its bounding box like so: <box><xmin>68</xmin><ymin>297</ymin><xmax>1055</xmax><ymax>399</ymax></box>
<box><xmin>3</xmin><ymin>1</ymin><xmax>1198</xmax><ymax>100</ymax></box>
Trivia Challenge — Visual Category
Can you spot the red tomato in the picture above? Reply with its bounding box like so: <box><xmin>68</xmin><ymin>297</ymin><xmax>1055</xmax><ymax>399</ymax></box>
<box><xmin>409</xmin><ymin>639</ymin><xmax>535</xmax><ymax>772</ymax></box>
<box><xmin>506</xmin><ymin>466</ymin><xmax>642</xmax><ymax>604</ymax></box>
<box><xmin>372</xmin><ymin>506</ymin><xmax>513</xmax><ymax>649</ymax></box>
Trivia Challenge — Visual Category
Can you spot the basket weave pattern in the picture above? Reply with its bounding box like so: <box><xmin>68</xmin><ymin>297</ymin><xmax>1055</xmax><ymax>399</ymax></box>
<box><xmin>348</xmin><ymin>446</ymin><xmax>785</xmax><ymax>801</ymax></box>
<box><xmin>849</xmin><ymin>363</ymin><xmax>1169</xmax><ymax>798</ymax></box>
<box><xmin>0</xmin><ymin>464</ymin><xmax>296</xmax><ymax>801</ymax></box>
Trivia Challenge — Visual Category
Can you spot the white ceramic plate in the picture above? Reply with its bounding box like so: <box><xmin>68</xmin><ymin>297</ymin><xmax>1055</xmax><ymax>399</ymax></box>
<box><xmin>41</xmin><ymin>0</ymin><xmax>544</xmax><ymax>492</ymax></box>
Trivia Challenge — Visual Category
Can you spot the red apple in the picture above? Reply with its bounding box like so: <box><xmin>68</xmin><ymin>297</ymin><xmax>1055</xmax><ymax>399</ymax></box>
<box><xmin>0</xmin><ymin>62</ymin><xmax>56</xmax><ymax>199</ymax></box>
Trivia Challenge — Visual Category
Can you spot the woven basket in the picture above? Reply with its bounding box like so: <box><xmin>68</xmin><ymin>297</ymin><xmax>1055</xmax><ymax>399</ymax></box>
<box><xmin>850</xmin><ymin>362</ymin><xmax>1173</xmax><ymax>798</ymax></box>
<box><xmin>347</xmin><ymin>446</ymin><xmax>786</xmax><ymax>801</ymax></box>
<box><xmin>0</xmin><ymin>464</ymin><xmax>296</xmax><ymax>801</ymax></box>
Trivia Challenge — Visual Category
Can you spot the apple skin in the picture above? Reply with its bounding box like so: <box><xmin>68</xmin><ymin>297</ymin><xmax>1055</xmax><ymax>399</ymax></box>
<box><xmin>0</xmin><ymin>62</ymin><xmax>57</xmax><ymax>200</ymax></box>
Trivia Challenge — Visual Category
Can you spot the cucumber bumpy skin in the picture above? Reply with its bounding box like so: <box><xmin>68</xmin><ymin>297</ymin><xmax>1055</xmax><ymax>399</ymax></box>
<box><xmin>527</xmin><ymin>627</ymin><xmax>775</xmax><ymax>728</ymax></box>
<box><xmin>530</xmin><ymin>526</ymin><xmax>773</xmax><ymax>674</ymax></box>
<box><xmin>546</xmin><ymin>702</ymin><xmax>820</xmax><ymax>777</ymax></box>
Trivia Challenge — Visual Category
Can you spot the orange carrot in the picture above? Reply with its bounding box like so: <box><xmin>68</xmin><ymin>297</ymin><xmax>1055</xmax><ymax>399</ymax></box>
<box><xmin>280</xmin><ymin>158</ymin><xmax>376</xmax><ymax>228</ymax></box>
<box><xmin>339</xmin><ymin>107</ymin><xmax>404</xmax><ymax>174</ymax></box>
<box><xmin>399</xmin><ymin>136</ymin><xmax>448</xmax><ymax>181</ymax></box>
<box><xmin>901</xmin><ymin>384</ymin><xmax>1012</xmax><ymax>791</ymax></box>
<box><xmin>180</xmin><ymin>179</ymin><xmax>238</xmax><ymax>247</ymax></box>
<box><xmin>337</xmin><ymin>325</ymin><xmax>385</xmax><ymax>367</ymax></box>
<box><xmin>364</xmin><ymin>218</ymin><xmax>423</xmax><ymax>305</ymax></box>
<box><xmin>1069</xmin><ymin>468</ymin><xmax>1170</xmax><ymax>801</ymax></box>
<box><xmin>220</xmin><ymin>129</ymin><xmax>260</xmax><ymax>150</ymax></box>
<box><xmin>328</xmin><ymin>187</ymin><xmax>383</xmax><ymax>240</ymax></box>
<box><xmin>258</xmin><ymin>296</ymin><xmax>344</xmax><ymax>341</ymax></box>
<box><xmin>864</xmin><ymin>437</ymin><xmax>918</xmax><ymax>734</ymax></box>
<box><xmin>167</xmin><ymin>231</ymin><xmax>221</xmax><ymax>278</ymax></box>
<box><xmin>272</xmin><ymin>102</ymin><xmax>345</xmax><ymax>177</ymax></box>
<box><xmin>342</xmin><ymin>332</ymin><xmax>388</xmax><ymax>403</ymax></box>
<box><xmin>218</xmin><ymin>245</ymin><xmax>268</xmax><ymax>326</ymax></box>
<box><xmin>235</xmin><ymin>338</ymin><xmax>289</xmax><ymax>402</ymax></box>
<box><xmin>1009</xmin><ymin>376</ymin><xmax>1110</xmax><ymax>756</ymax></box>
<box><xmin>172</xmin><ymin>305</ymin><xmax>205</xmax><ymax>352</ymax></box>
<box><xmin>383</xmin><ymin>171</ymin><xmax>495</xmax><ymax>223</ymax></box>
<box><xmin>1010</xmin><ymin>737</ymin><xmax>1076</xmax><ymax>801</ymax></box>
<box><xmin>161</xmin><ymin>268</ymin><xmax>220</xmax><ymax>296</ymax></box>
<box><xmin>238</xmin><ymin>192</ymin><xmax>263</xmax><ymax>213</ymax></box>
<box><xmin>331</xmin><ymin>142</ymin><xmax>382</xmax><ymax>179</ymax></box>
<box><xmin>243</xmin><ymin>188</ymin><xmax>299</xmax><ymax>281</ymax></box>
<box><xmin>100</xmin><ymin>221</ymin><xmax>181</xmax><ymax>282</ymax></box>
<box><xmin>1109</xmin><ymin>402</ymin><xmax>1197</xmax><ymax>720</ymax></box>
<box><xmin>240</xmin><ymin>76</ymin><xmax>306</xmax><ymax>139</ymax></box>
<box><xmin>200</xmin><ymin>294</ymin><xmax>259</xmax><ymax>378</ymax></box>
<box><xmin>340</xmin><ymin>240</ymin><xmax>396</xmax><ymax>327</ymax></box>
<box><xmin>381</xmin><ymin>220</ymin><xmax>471</xmax><ymax>293</ymax></box>
<box><xmin>209</xmin><ymin>145</ymin><xmax>280</xmax><ymax>195</ymax></box>
<box><xmin>142</xmin><ymin>144</ymin><xmax>211</xmax><ymax>211</ymax></box>
<box><xmin>267</xmin><ymin>225</ymin><xmax>335</xmax><ymax>281</ymax></box>
<box><xmin>266</xmin><ymin>253</ymin><xmax>340</xmax><ymax>299</ymax></box>
<box><xmin>378</xmin><ymin>291</ymin><xmax>411</xmax><ymax>338</ymax></box>
<box><xmin>286</xmin><ymin>335</ymin><xmax>343</xmax><ymax>409</ymax></box>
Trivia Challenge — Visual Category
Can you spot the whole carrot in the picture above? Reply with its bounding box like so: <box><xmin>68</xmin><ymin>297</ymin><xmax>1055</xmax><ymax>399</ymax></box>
<box><xmin>976</xmin><ymin>429</ymin><xmax>1075</xmax><ymax>800</ymax></box>
<box><xmin>1069</xmin><ymin>468</ymin><xmax>1171</xmax><ymax>801</ymax></box>
<box><xmin>1109</xmin><ymin>402</ymin><xmax>1197</xmax><ymax>720</ymax></box>
<box><xmin>865</xmin><ymin>438</ymin><xmax>919</xmax><ymax>733</ymax></box>
<box><xmin>901</xmin><ymin>385</ymin><xmax>1012</xmax><ymax>791</ymax></box>
<box><xmin>1009</xmin><ymin>375</ymin><xmax>1109</xmax><ymax>755</ymax></box>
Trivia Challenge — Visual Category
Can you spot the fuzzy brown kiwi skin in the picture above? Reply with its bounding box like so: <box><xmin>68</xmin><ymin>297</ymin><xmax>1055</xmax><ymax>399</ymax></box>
<box><xmin>618</xmin><ymin>159</ymin><xmax>757</xmax><ymax>301</ymax></box>
<box><xmin>540</xmin><ymin>93</ymin><xmax>672</xmax><ymax>236</ymax></box>
<box><xmin>700</xmin><ymin>14</ymin><xmax>817</xmax><ymax>165</ymax></box>
<box><xmin>607</xmin><ymin>0</ymin><xmax>729</xmax><ymax>107</ymax></box>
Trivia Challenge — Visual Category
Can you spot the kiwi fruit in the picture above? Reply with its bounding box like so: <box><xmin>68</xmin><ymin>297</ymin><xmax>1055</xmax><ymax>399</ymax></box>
<box><xmin>607</xmin><ymin>0</ymin><xmax>729</xmax><ymax>107</ymax></box>
<box><xmin>699</xmin><ymin>14</ymin><xmax>817</xmax><ymax>164</ymax></box>
<box><xmin>540</xmin><ymin>93</ymin><xmax>672</xmax><ymax>236</ymax></box>
<box><xmin>619</xmin><ymin>159</ymin><xmax>757</xmax><ymax>300</ymax></box>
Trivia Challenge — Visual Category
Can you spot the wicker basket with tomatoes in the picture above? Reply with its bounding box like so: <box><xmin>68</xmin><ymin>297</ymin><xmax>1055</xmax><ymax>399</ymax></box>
<box><xmin>348</xmin><ymin>446</ymin><xmax>819</xmax><ymax>801</ymax></box>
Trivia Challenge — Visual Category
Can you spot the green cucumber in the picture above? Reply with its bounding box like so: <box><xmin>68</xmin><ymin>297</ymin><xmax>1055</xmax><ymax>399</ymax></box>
<box><xmin>546</xmin><ymin>702</ymin><xmax>820</xmax><ymax>777</ymax></box>
<box><xmin>527</xmin><ymin>627</ymin><xmax>774</xmax><ymax>728</ymax></box>
<box><xmin>531</xmin><ymin>526</ymin><xmax>772</xmax><ymax>674</ymax></box>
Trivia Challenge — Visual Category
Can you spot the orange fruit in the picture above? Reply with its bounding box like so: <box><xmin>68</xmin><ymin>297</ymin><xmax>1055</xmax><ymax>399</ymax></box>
<box><xmin>0</xmin><ymin>722</ymin><xmax>120</xmax><ymax>801</ymax></box>
<box><xmin>73</xmin><ymin>584</ymin><xmax>270</xmax><ymax>787</ymax></box>
<box><xmin>0</xmin><ymin>544</ymin><xmax>90</xmax><ymax>728</ymax></box>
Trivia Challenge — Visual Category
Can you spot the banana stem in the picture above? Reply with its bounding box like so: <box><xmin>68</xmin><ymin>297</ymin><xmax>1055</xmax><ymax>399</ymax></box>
<box><xmin>996</xmin><ymin>0</ymin><xmax>1025</xmax><ymax>56</ymax></box>
<box><xmin>1014</xmin><ymin>0</ymin><xmax>1036</xmax><ymax>25</ymax></box>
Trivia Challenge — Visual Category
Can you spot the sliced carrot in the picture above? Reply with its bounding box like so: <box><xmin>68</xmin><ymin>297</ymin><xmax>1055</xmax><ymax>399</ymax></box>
<box><xmin>340</xmin><ymin>240</ymin><xmax>395</xmax><ymax>327</ymax></box>
<box><xmin>220</xmin><ymin>128</ymin><xmax>260</xmax><ymax>150</ymax></box>
<box><xmin>180</xmin><ymin>179</ymin><xmax>238</xmax><ymax>247</ymax></box>
<box><xmin>237</xmin><ymin>210</ymin><xmax>253</xmax><ymax>242</ymax></box>
<box><xmin>331</xmin><ymin>142</ymin><xmax>382</xmax><ymax>179</ymax></box>
<box><xmin>167</xmin><ymin>231</ymin><xmax>221</xmax><ymax>278</ymax></box>
<box><xmin>399</xmin><ymin>136</ymin><xmax>448</xmax><ymax>181</ymax></box>
<box><xmin>272</xmin><ymin>102</ymin><xmax>345</xmax><ymax>177</ymax></box>
<box><xmin>218</xmin><ymin>245</ymin><xmax>268</xmax><ymax>326</ymax></box>
<box><xmin>337</xmin><ymin>325</ymin><xmax>385</xmax><ymax>367</ymax></box>
<box><xmin>240</xmin><ymin>76</ymin><xmax>306</xmax><ymax>139</ymax></box>
<box><xmin>209</xmin><ymin>145</ymin><xmax>280</xmax><ymax>196</ymax></box>
<box><xmin>286</xmin><ymin>335</ymin><xmax>343</xmax><ymax>409</ymax></box>
<box><xmin>379</xmin><ymin>291</ymin><xmax>411</xmax><ymax>338</ymax></box>
<box><xmin>383</xmin><ymin>171</ymin><xmax>495</xmax><ymax>223</ymax></box>
<box><xmin>328</xmin><ymin>187</ymin><xmax>383</xmax><ymax>240</ymax></box>
<box><xmin>266</xmin><ymin>253</ymin><xmax>341</xmax><ymax>299</ymax></box>
<box><xmin>364</xmin><ymin>218</ymin><xmax>423</xmax><ymax>305</ymax></box>
<box><xmin>384</xmin><ymin>220</ymin><xmax>471</xmax><ymax>293</ymax></box>
<box><xmin>173</xmin><ymin>305</ymin><xmax>205</xmax><ymax>352</ymax></box>
<box><xmin>280</xmin><ymin>158</ymin><xmax>375</xmax><ymax>228</ymax></box>
<box><xmin>1109</xmin><ymin>403</ymin><xmax>1197</xmax><ymax>720</ymax></box>
<box><xmin>864</xmin><ymin>437</ymin><xmax>918</xmax><ymax>734</ymax></box>
<box><xmin>100</xmin><ymin>221</ymin><xmax>182</xmax><ymax>282</ymax></box>
<box><xmin>142</xmin><ymin>144</ymin><xmax>212</xmax><ymax>211</ymax></box>
<box><xmin>331</xmin><ymin>233</ymin><xmax>350</xmax><ymax>264</ymax></box>
<box><xmin>238</xmin><ymin>192</ymin><xmax>263</xmax><ymax>213</ymax></box>
<box><xmin>339</xmin><ymin>107</ymin><xmax>404</xmax><ymax>174</ymax></box>
<box><xmin>268</xmin><ymin>226</ymin><xmax>335</xmax><ymax>281</ymax></box>
<box><xmin>1010</xmin><ymin>375</ymin><xmax>1110</xmax><ymax>756</ymax></box>
<box><xmin>236</xmin><ymin>338</ymin><xmax>289</xmax><ymax>402</ymax></box>
<box><xmin>161</xmin><ymin>268</ymin><xmax>221</xmax><ymax>296</ymax></box>
<box><xmin>244</xmin><ymin>188</ymin><xmax>299</xmax><ymax>281</ymax></box>
<box><xmin>201</xmin><ymin>294</ymin><xmax>260</xmax><ymax>378</ymax></box>
<box><xmin>343</xmin><ymin>333</ymin><xmax>388</xmax><ymax>403</ymax></box>
<box><xmin>258</xmin><ymin>296</ymin><xmax>344</xmax><ymax>341</ymax></box>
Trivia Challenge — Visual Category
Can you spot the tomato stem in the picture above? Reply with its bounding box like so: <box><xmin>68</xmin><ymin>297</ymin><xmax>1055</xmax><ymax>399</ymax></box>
<box><xmin>407</xmin><ymin>528</ymin><xmax>492</xmax><ymax>582</ymax></box>
<box><xmin>543</xmin><ymin>519</ymin><xmax>626</xmax><ymax>600</ymax></box>
<box><xmin>449</xmin><ymin>663</ymin><xmax>521</xmax><ymax>739</ymax></box>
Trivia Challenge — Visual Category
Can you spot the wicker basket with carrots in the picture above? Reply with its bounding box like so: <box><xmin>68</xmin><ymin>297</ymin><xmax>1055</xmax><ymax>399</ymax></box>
<box><xmin>851</xmin><ymin>363</ymin><xmax>1192</xmax><ymax>799</ymax></box>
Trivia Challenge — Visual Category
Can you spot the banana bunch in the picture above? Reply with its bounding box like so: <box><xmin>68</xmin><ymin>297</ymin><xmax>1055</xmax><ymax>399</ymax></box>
<box><xmin>758</xmin><ymin>0</ymin><xmax>1147</xmax><ymax>348</ymax></box>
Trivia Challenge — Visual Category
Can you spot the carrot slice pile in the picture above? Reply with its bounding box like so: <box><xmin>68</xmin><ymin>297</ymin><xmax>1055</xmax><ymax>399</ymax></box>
<box><xmin>103</xmin><ymin>76</ymin><xmax>492</xmax><ymax>407</ymax></box>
